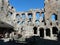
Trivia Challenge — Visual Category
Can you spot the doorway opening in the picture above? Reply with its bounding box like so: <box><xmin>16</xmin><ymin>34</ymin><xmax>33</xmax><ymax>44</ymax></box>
<box><xmin>39</xmin><ymin>28</ymin><xmax>44</xmax><ymax>37</ymax></box>
<box><xmin>33</xmin><ymin>26</ymin><xmax>37</xmax><ymax>34</ymax></box>
<box><xmin>52</xmin><ymin>27</ymin><xmax>58</xmax><ymax>34</ymax></box>
<box><xmin>46</xmin><ymin>28</ymin><xmax>50</xmax><ymax>36</ymax></box>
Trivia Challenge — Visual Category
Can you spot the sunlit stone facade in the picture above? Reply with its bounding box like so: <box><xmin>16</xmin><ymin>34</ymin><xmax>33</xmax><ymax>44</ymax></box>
<box><xmin>0</xmin><ymin>0</ymin><xmax>60</xmax><ymax>42</ymax></box>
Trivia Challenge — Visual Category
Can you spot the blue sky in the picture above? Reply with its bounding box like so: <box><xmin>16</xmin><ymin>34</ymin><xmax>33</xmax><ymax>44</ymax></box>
<box><xmin>9</xmin><ymin>0</ymin><xmax>44</xmax><ymax>12</ymax></box>
<box><xmin>9</xmin><ymin>0</ymin><xmax>55</xmax><ymax>21</ymax></box>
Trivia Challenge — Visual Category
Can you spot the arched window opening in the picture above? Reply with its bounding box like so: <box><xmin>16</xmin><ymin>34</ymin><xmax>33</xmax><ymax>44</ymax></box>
<box><xmin>36</xmin><ymin>12</ymin><xmax>40</xmax><ymax>21</ymax></box>
<box><xmin>51</xmin><ymin>13</ymin><xmax>57</xmax><ymax>21</ymax></box>
<box><xmin>22</xmin><ymin>13</ymin><xmax>26</xmax><ymax>20</ymax></box>
<box><xmin>1</xmin><ymin>7</ymin><xmax>3</xmax><ymax>11</ymax></box>
<box><xmin>33</xmin><ymin>26</ymin><xmax>37</xmax><ymax>34</ymax></box>
<box><xmin>7</xmin><ymin>11</ymin><xmax>13</xmax><ymax>16</ymax></box>
<box><xmin>17</xmin><ymin>21</ymin><xmax>20</xmax><ymax>24</ymax></box>
<box><xmin>28</xmin><ymin>13</ymin><xmax>32</xmax><ymax>22</ymax></box>
<box><xmin>21</xmin><ymin>21</ymin><xmax>25</xmax><ymax>25</ymax></box>
<box><xmin>46</xmin><ymin>28</ymin><xmax>50</xmax><ymax>36</ymax></box>
<box><xmin>52</xmin><ymin>27</ymin><xmax>58</xmax><ymax>34</ymax></box>
<box><xmin>35</xmin><ymin>20</ymin><xmax>40</xmax><ymax>25</ymax></box>
<box><xmin>39</xmin><ymin>28</ymin><xmax>44</xmax><ymax>37</ymax></box>
<box><xmin>16</xmin><ymin>14</ymin><xmax>20</xmax><ymax>19</ymax></box>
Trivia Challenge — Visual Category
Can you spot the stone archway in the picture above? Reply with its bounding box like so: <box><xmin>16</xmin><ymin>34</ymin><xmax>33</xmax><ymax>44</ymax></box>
<box><xmin>46</xmin><ymin>28</ymin><xmax>50</xmax><ymax>36</ymax></box>
<box><xmin>33</xmin><ymin>26</ymin><xmax>37</xmax><ymax>34</ymax></box>
<box><xmin>52</xmin><ymin>27</ymin><xmax>58</xmax><ymax>34</ymax></box>
<box><xmin>39</xmin><ymin>28</ymin><xmax>44</xmax><ymax>37</ymax></box>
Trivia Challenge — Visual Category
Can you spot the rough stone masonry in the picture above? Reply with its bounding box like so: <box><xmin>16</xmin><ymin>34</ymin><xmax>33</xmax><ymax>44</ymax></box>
<box><xmin>0</xmin><ymin>0</ymin><xmax>60</xmax><ymax>42</ymax></box>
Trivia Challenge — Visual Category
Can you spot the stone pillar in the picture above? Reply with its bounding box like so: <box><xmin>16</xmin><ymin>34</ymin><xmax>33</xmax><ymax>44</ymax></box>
<box><xmin>50</xmin><ymin>28</ymin><xmax>53</xmax><ymax>38</ymax></box>
<box><xmin>12</xmin><ymin>12</ymin><xmax>16</xmax><ymax>20</ymax></box>
<box><xmin>37</xmin><ymin>27</ymin><xmax>40</xmax><ymax>36</ymax></box>
<box><xmin>25</xmin><ymin>13</ymin><xmax>28</xmax><ymax>24</ymax></box>
<box><xmin>58</xmin><ymin>10</ymin><xmax>60</xmax><ymax>24</ymax></box>
<box><xmin>25</xmin><ymin>13</ymin><xmax>28</xmax><ymax>20</ymax></box>
<box><xmin>0</xmin><ymin>0</ymin><xmax>2</xmax><ymax>11</ymax></box>
<box><xmin>44</xmin><ymin>29</ymin><xmax>46</xmax><ymax>38</ymax></box>
<box><xmin>32</xmin><ymin>12</ymin><xmax>36</xmax><ymax>24</ymax></box>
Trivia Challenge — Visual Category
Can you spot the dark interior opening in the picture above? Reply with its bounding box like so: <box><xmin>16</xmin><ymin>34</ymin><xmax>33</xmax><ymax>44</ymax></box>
<box><xmin>50</xmin><ymin>22</ymin><xmax>52</xmax><ymax>26</ymax></box>
<box><xmin>52</xmin><ymin>27</ymin><xmax>58</xmax><ymax>34</ymax></box>
<box><xmin>46</xmin><ymin>28</ymin><xmax>50</xmax><ymax>36</ymax></box>
<box><xmin>55</xmin><ymin>14</ymin><xmax>57</xmax><ymax>20</ymax></box>
<box><xmin>33</xmin><ymin>26</ymin><xmax>37</xmax><ymax>34</ymax></box>
<box><xmin>0</xmin><ymin>27</ymin><xmax>14</xmax><ymax>38</ymax></box>
<box><xmin>56</xmin><ymin>22</ymin><xmax>58</xmax><ymax>25</ymax></box>
<box><xmin>39</xmin><ymin>28</ymin><xmax>44</xmax><ymax>37</ymax></box>
<box><xmin>44</xmin><ymin>22</ymin><xmax>46</xmax><ymax>25</ymax></box>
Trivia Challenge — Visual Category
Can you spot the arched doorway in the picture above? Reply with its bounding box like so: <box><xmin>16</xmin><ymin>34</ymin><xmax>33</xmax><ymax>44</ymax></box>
<box><xmin>52</xmin><ymin>27</ymin><xmax>58</xmax><ymax>34</ymax></box>
<box><xmin>33</xmin><ymin>26</ymin><xmax>37</xmax><ymax>34</ymax></box>
<box><xmin>46</xmin><ymin>28</ymin><xmax>50</xmax><ymax>36</ymax></box>
<box><xmin>39</xmin><ymin>28</ymin><xmax>44</xmax><ymax>37</ymax></box>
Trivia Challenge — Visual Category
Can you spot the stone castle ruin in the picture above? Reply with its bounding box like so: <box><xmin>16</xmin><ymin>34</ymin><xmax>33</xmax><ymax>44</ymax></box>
<box><xmin>0</xmin><ymin>0</ymin><xmax>60</xmax><ymax>42</ymax></box>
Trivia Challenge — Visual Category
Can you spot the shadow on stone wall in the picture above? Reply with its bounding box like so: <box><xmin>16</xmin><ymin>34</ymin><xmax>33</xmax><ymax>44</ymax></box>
<box><xmin>25</xmin><ymin>36</ymin><xmax>60</xmax><ymax>45</ymax></box>
<box><xmin>57</xmin><ymin>31</ymin><xmax>60</xmax><ymax>41</ymax></box>
<box><xmin>0</xmin><ymin>36</ymin><xmax>60</xmax><ymax>45</ymax></box>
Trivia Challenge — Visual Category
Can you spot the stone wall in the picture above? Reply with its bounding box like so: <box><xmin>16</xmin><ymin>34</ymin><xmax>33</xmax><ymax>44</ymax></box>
<box><xmin>0</xmin><ymin>0</ymin><xmax>60</xmax><ymax>42</ymax></box>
